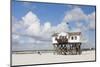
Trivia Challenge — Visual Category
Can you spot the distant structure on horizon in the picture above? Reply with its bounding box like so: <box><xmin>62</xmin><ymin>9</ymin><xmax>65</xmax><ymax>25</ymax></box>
<box><xmin>52</xmin><ymin>32</ymin><xmax>82</xmax><ymax>55</ymax></box>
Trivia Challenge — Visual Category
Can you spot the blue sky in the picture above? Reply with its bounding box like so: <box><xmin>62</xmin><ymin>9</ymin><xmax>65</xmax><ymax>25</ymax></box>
<box><xmin>12</xmin><ymin>0</ymin><xmax>95</xmax><ymax>25</ymax></box>
<box><xmin>12</xmin><ymin>0</ymin><xmax>96</xmax><ymax>51</ymax></box>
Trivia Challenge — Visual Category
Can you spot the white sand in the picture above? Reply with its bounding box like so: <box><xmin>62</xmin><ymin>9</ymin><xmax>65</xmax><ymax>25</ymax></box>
<box><xmin>12</xmin><ymin>50</ymin><xmax>95</xmax><ymax>66</ymax></box>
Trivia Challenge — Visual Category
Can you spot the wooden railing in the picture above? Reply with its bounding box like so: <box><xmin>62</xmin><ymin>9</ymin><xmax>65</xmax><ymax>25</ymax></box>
<box><xmin>55</xmin><ymin>36</ymin><xmax>68</xmax><ymax>44</ymax></box>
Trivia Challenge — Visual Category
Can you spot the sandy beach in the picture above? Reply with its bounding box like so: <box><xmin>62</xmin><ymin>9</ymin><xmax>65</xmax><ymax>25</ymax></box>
<box><xmin>12</xmin><ymin>50</ymin><xmax>95</xmax><ymax>66</ymax></box>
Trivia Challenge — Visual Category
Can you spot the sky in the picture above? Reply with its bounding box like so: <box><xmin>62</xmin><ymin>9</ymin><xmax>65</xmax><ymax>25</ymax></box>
<box><xmin>12</xmin><ymin>0</ymin><xmax>96</xmax><ymax>51</ymax></box>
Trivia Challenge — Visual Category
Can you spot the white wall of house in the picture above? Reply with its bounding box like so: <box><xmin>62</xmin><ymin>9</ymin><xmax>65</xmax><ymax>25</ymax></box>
<box><xmin>52</xmin><ymin>32</ymin><xmax>81</xmax><ymax>44</ymax></box>
<box><xmin>52</xmin><ymin>37</ymin><xmax>58</xmax><ymax>44</ymax></box>
<box><xmin>68</xmin><ymin>35</ymin><xmax>81</xmax><ymax>43</ymax></box>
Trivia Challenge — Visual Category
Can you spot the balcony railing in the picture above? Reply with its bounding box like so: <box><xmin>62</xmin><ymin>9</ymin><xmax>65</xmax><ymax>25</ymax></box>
<box><xmin>55</xmin><ymin>36</ymin><xmax>68</xmax><ymax>44</ymax></box>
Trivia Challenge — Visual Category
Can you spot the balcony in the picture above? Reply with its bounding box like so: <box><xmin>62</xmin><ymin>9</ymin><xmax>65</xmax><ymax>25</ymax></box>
<box><xmin>55</xmin><ymin>36</ymin><xmax>68</xmax><ymax>44</ymax></box>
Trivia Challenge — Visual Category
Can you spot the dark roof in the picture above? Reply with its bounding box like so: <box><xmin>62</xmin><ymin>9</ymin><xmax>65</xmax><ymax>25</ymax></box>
<box><xmin>52</xmin><ymin>32</ymin><xmax>81</xmax><ymax>37</ymax></box>
<box><xmin>68</xmin><ymin>32</ymin><xmax>81</xmax><ymax>35</ymax></box>
<box><xmin>52</xmin><ymin>33</ymin><xmax>58</xmax><ymax>36</ymax></box>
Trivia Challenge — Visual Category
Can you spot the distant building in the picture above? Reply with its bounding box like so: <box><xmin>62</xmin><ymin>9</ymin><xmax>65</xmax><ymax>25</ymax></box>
<box><xmin>52</xmin><ymin>32</ymin><xmax>82</xmax><ymax>55</ymax></box>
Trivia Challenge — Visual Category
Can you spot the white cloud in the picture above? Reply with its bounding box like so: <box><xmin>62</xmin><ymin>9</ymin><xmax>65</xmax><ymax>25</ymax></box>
<box><xmin>62</xmin><ymin>7</ymin><xmax>95</xmax><ymax>49</ymax></box>
<box><xmin>63</xmin><ymin>7</ymin><xmax>87</xmax><ymax>22</ymax></box>
<box><xmin>12</xmin><ymin>16</ymin><xmax>25</xmax><ymax>33</ymax></box>
<box><xmin>63</xmin><ymin>7</ymin><xmax>96</xmax><ymax>33</ymax></box>
<box><xmin>22</xmin><ymin>11</ymin><xmax>69</xmax><ymax>38</ymax></box>
<box><xmin>22</xmin><ymin>11</ymin><xmax>40</xmax><ymax>26</ymax></box>
<box><xmin>12</xmin><ymin>35</ymin><xmax>19</xmax><ymax>40</ymax></box>
<box><xmin>12</xmin><ymin>11</ymin><xmax>70</xmax><ymax>50</ymax></box>
<box><xmin>42</xmin><ymin>22</ymin><xmax>51</xmax><ymax>32</ymax></box>
<box><xmin>63</xmin><ymin>7</ymin><xmax>95</xmax><ymax>30</ymax></box>
<box><xmin>56</xmin><ymin>22</ymin><xmax>69</xmax><ymax>32</ymax></box>
<box><xmin>88</xmin><ymin>12</ymin><xmax>95</xmax><ymax>30</ymax></box>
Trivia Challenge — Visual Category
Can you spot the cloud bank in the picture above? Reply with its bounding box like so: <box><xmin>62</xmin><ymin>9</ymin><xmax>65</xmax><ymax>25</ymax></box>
<box><xmin>12</xmin><ymin>7</ymin><xmax>95</xmax><ymax>51</ymax></box>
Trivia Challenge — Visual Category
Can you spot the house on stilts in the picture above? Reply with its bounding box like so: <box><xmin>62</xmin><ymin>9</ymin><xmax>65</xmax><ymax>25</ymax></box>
<box><xmin>52</xmin><ymin>32</ymin><xmax>82</xmax><ymax>55</ymax></box>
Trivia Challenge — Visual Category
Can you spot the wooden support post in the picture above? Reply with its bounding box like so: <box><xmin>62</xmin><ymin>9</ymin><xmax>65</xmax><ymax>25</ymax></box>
<box><xmin>52</xmin><ymin>43</ymin><xmax>56</xmax><ymax>55</ymax></box>
<box><xmin>79</xmin><ymin>43</ymin><xmax>81</xmax><ymax>55</ymax></box>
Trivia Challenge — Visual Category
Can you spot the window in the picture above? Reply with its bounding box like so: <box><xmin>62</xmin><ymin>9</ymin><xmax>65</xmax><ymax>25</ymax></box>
<box><xmin>71</xmin><ymin>36</ymin><xmax>74</xmax><ymax>40</ymax></box>
<box><xmin>75</xmin><ymin>36</ymin><xmax>77</xmax><ymax>40</ymax></box>
<box><xmin>60</xmin><ymin>36</ymin><xmax>62</xmax><ymax>39</ymax></box>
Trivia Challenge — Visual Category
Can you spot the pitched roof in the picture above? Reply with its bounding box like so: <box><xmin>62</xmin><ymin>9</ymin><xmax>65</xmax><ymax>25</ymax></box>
<box><xmin>52</xmin><ymin>32</ymin><xmax>81</xmax><ymax>37</ymax></box>
<box><xmin>68</xmin><ymin>32</ymin><xmax>81</xmax><ymax>35</ymax></box>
